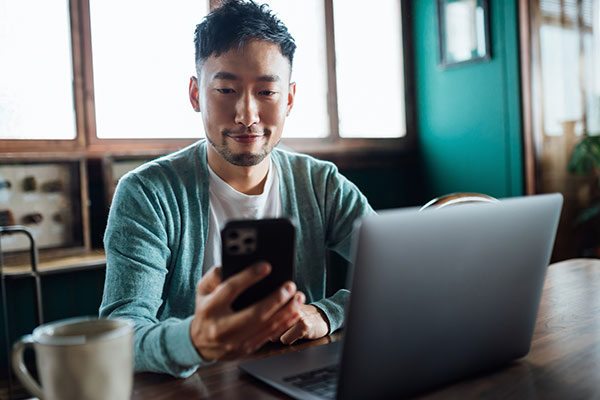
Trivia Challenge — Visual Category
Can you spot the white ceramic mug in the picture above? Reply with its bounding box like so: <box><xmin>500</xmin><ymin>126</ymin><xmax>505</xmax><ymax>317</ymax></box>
<box><xmin>11</xmin><ymin>317</ymin><xmax>134</xmax><ymax>400</ymax></box>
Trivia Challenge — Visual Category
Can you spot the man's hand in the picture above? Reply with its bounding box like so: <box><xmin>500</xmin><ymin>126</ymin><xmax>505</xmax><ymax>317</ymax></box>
<box><xmin>189</xmin><ymin>262</ymin><xmax>305</xmax><ymax>361</ymax></box>
<box><xmin>271</xmin><ymin>304</ymin><xmax>330</xmax><ymax>345</ymax></box>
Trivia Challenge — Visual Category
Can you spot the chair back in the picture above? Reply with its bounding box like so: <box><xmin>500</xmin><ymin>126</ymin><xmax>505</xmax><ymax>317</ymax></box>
<box><xmin>419</xmin><ymin>193</ymin><xmax>498</xmax><ymax>211</ymax></box>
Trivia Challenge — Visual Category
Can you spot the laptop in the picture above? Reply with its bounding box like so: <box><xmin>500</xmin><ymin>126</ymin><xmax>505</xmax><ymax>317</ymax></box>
<box><xmin>239</xmin><ymin>193</ymin><xmax>563</xmax><ymax>399</ymax></box>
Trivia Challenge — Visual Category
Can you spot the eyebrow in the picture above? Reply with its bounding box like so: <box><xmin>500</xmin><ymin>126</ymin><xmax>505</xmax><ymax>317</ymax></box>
<box><xmin>211</xmin><ymin>72</ymin><xmax>281</xmax><ymax>82</ymax></box>
<box><xmin>257</xmin><ymin>74</ymin><xmax>281</xmax><ymax>82</ymax></box>
<box><xmin>212</xmin><ymin>72</ymin><xmax>238</xmax><ymax>80</ymax></box>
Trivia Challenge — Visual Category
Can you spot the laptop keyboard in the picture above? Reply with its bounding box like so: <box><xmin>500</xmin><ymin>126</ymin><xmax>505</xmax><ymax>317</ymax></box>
<box><xmin>282</xmin><ymin>364</ymin><xmax>339</xmax><ymax>399</ymax></box>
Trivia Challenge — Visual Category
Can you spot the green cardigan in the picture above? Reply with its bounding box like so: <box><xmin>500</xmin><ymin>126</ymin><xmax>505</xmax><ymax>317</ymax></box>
<box><xmin>100</xmin><ymin>140</ymin><xmax>374</xmax><ymax>377</ymax></box>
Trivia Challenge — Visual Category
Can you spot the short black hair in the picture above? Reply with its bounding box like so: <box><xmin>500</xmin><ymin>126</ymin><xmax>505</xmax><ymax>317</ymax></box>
<box><xmin>194</xmin><ymin>0</ymin><xmax>296</xmax><ymax>72</ymax></box>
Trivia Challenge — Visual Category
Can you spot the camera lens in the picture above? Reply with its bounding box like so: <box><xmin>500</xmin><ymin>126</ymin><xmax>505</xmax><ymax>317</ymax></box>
<box><xmin>228</xmin><ymin>244</ymin><xmax>240</xmax><ymax>254</ymax></box>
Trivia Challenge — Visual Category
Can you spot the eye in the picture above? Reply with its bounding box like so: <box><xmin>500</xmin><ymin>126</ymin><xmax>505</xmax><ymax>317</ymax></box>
<box><xmin>259</xmin><ymin>90</ymin><xmax>277</xmax><ymax>96</ymax></box>
<box><xmin>216</xmin><ymin>88</ymin><xmax>235</xmax><ymax>94</ymax></box>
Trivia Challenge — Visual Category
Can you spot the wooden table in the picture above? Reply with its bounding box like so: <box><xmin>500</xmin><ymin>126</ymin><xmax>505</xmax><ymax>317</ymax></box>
<box><xmin>132</xmin><ymin>258</ymin><xmax>600</xmax><ymax>399</ymax></box>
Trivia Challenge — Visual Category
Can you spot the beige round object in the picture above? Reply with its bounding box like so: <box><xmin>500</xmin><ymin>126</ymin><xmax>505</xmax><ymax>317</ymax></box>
<box><xmin>12</xmin><ymin>317</ymin><xmax>134</xmax><ymax>400</ymax></box>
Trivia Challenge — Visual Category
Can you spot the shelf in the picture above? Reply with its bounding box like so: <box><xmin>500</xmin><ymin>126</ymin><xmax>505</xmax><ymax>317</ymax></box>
<box><xmin>1</xmin><ymin>250</ymin><xmax>106</xmax><ymax>278</ymax></box>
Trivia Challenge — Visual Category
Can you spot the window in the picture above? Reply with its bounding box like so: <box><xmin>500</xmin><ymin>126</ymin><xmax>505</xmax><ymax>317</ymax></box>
<box><xmin>267</xmin><ymin>0</ymin><xmax>407</xmax><ymax>143</ymax></box>
<box><xmin>1</xmin><ymin>0</ymin><xmax>412</xmax><ymax>155</ymax></box>
<box><xmin>333</xmin><ymin>0</ymin><xmax>405</xmax><ymax>138</ymax></box>
<box><xmin>536</xmin><ymin>0</ymin><xmax>600</xmax><ymax>137</ymax></box>
<box><xmin>0</xmin><ymin>0</ymin><xmax>76</xmax><ymax>140</ymax></box>
<box><xmin>262</xmin><ymin>0</ymin><xmax>329</xmax><ymax>138</ymax></box>
<box><xmin>89</xmin><ymin>0</ymin><xmax>208</xmax><ymax>139</ymax></box>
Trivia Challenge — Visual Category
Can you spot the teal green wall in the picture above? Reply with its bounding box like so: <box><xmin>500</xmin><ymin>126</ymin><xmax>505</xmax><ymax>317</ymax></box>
<box><xmin>413</xmin><ymin>0</ymin><xmax>524</xmax><ymax>198</ymax></box>
<box><xmin>0</xmin><ymin>269</ymin><xmax>106</xmax><ymax>375</ymax></box>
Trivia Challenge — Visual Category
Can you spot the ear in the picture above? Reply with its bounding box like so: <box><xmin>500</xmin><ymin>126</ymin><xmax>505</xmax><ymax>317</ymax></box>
<box><xmin>286</xmin><ymin>82</ymin><xmax>296</xmax><ymax>116</ymax></box>
<box><xmin>189</xmin><ymin>76</ymin><xmax>201</xmax><ymax>112</ymax></box>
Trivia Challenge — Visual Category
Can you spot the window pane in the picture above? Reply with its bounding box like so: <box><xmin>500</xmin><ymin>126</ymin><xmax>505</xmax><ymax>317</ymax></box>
<box><xmin>539</xmin><ymin>25</ymin><xmax>583</xmax><ymax>136</ymax></box>
<box><xmin>0</xmin><ymin>0</ymin><xmax>76</xmax><ymax>140</ymax></box>
<box><xmin>90</xmin><ymin>0</ymin><xmax>208</xmax><ymax>139</ymax></box>
<box><xmin>262</xmin><ymin>0</ymin><xmax>329</xmax><ymax>138</ymax></box>
<box><xmin>584</xmin><ymin>33</ymin><xmax>600</xmax><ymax>134</ymax></box>
<box><xmin>591</xmin><ymin>0</ymin><xmax>600</xmax><ymax>133</ymax></box>
<box><xmin>333</xmin><ymin>0</ymin><xmax>406</xmax><ymax>138</ymax></box>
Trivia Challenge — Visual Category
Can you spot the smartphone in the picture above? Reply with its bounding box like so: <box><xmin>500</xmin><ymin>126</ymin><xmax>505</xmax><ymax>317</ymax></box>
<box><xmin>221</xmin><ymin>218</ymin><xmax>296</xmax><ymax>311</ymax></box>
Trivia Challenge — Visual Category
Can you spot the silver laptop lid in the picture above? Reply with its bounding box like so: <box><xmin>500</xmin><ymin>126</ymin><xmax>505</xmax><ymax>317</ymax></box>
<box><xmin>338</xmin><ymin>193</ymin><xmax>562</xmax><ymax>399</ymax></box>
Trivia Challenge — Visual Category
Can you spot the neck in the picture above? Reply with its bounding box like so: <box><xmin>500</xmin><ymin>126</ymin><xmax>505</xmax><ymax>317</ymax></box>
<box><xmin>207</xmin><ymin>149</ymin><xmax>270</xmax><ymax>195</ymax></box>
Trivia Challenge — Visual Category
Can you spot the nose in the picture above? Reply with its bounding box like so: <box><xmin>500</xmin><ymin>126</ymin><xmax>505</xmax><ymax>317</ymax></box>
<box><xmin>234</xmin><ymin>91</ymin><xmax>260</xmax><ymax>128</ymax></box>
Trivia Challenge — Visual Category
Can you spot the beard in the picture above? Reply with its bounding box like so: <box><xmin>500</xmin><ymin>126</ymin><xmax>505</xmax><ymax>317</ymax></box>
<box><xmin>207</xmin><ymin>128</ymin><xmax>278</xmax><ymax>167</ymax></box>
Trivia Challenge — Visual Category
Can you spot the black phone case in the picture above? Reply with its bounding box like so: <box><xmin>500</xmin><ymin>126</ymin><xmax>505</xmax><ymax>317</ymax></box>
<box><xmin>221</xmin><ymin>218</ymin><xmax>296</xmax><ymax>310</ymax></box>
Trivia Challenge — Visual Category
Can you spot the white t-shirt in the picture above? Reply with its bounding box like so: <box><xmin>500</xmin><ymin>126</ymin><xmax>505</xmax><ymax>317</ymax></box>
<box><xmin>202</xmin><ymin>159</ymin><xmax>282</xmax><ymax>274</ymax></box>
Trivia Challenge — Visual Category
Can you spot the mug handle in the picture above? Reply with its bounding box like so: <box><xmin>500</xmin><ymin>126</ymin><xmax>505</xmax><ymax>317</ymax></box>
<box><xmin>11</xmin><ymin>335</ymin><xmax>44</xmax><ymax>399</ymax></box>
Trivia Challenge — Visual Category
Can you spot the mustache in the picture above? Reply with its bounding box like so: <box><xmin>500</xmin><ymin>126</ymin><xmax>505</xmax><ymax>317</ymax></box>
<box><xmin>222</xmin><ymin>127</ymin><xmax>270</xmax><ymax>136</ymax></box>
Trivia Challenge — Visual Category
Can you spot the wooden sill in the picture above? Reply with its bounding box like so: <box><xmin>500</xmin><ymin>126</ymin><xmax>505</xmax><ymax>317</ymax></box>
<box><xmin>1</xmin><ymin>250</ymin><xmax>106</xmax><ymax>278</ymax></box>
<box><xmin>1</xmin><ymin>135</ymin><xmax>416</xmax><ymax>169</ymax></box>
<box><xmin>282</xmin><ymin>136</ymin><xmax>416</xmax><ymax>169</ymax></box>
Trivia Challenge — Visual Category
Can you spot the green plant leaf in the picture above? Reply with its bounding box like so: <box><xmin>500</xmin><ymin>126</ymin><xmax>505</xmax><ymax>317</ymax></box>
<box><xmin>568</xmin><ymin>135</ymin><xmax>600</xmax><ymax>174</ymax></box>
<box><xmin>573</xmin><ymin>199</ymin><xmax>600</xmax><ymax>226</ymax></box>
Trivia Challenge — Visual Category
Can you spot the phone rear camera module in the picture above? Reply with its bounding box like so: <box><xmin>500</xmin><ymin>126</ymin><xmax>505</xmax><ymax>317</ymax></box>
<box><xmin>228</xmin><ymin>244</ymin><xmax>241</xmax><ymax>255</ymax></box>
<box><xmin>225</xmin><ymin>227</ymin><xmax>257</xmax><ymax>255</ymax></box>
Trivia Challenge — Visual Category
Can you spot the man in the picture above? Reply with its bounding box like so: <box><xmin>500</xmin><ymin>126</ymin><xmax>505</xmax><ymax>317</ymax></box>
<box><xmin>100</xmin><ymin>0</ymin><xmax>374</xmax><ymax>378</ymax></box>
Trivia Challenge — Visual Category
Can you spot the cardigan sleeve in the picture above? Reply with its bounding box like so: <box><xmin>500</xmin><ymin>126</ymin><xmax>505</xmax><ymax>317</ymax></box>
<box><xmin>310</xmin><ymin>164</ymin><xmax>376</xmax><ymax>333</ymax></box>
<box><xmin>99</xmin><ymin>173</ymin><xmax>208</xmax><ymax>378</ymax></box>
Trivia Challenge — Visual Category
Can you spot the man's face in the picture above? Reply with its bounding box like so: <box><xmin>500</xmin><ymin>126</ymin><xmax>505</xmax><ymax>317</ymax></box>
<box><xmin>190</xmin><ymin>40</ymin><xmax>296</xmax><ymax>167</ymax></box>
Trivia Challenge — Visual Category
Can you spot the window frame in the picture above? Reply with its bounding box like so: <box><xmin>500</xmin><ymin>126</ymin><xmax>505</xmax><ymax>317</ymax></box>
<box><xmin>1</xmin><ymin>0</ymin><xmax>416</xmax><ymax>161</ymax></box>
<box><xmin>0</xmin><ymin>0</ymin><xmax>87</xmax><ymax>153</ymax></box>
<box><xmin>281</xmin><ymin>0</ymin><xmax>417</xmax><ymax>158</ymax></box>
<box><xmin>80</xmin><ymin>0</ymin><xmax>200</xmax><ymax>155</ymax></box>
<box><xmin>532</xmin><ymin>0</ymin><xmax>596</xmax><ymax>140</ymax></box>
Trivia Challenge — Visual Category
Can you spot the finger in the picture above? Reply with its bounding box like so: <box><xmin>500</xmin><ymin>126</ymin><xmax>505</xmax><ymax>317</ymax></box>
<box><xmin>269</xmin><ymin>332</ymin><xmax>281</xmax><ymax>342</ymax></box>
<box><xmin>210</xmin><ymin>262</ymin><xmax>271</xmax><ymax>307</ymax></box>
<box><xmin>268</xmin><ymin>293</ymin><xmax>307</xmax><ymax>342</ymax></box>
<box><xmin>229</xmin><ymin>281</ymin><xmax>298</xmax><ymax>328</ymax></box>
<box><xmin>244</xmin><ymin>295</ymin><xmax>305</xmax><ymax>353</ymax></box>
<box><xmin>245</xmin><ymin>292</ymin><xmax>306</xmax><ymax>349</ymax></box>
<box><xmin>196</xmin><ymin>265</ymin><xmax>223</xmax><ymax>296</ymax></box>
<box><xmin>216</xmin><ymin>282</ymin><xmax>298</xmax><ymax>339</ymax></box>
<box><xmin>219</xmin><ymin>290</ymin><xmax>304</xmax><ymax>354</ymax></box>
<box><xmin>213</xmin><ymin>305</ymin><xmax>302</xmax><ymax>360</ymax></box>
<box><xmin>279</xmin><ymin>322</ymin><xmax>305</xmax><ymax>345</ymax></box>
<box><xmin>269</xmin><ymin>323</ymin><xmax>292</xmax><ymax>343</ymax></box>
<box><xmin>200</xmin><ymin>283</ymin><xmax>299</xmax><ymax>353</ymax></box>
